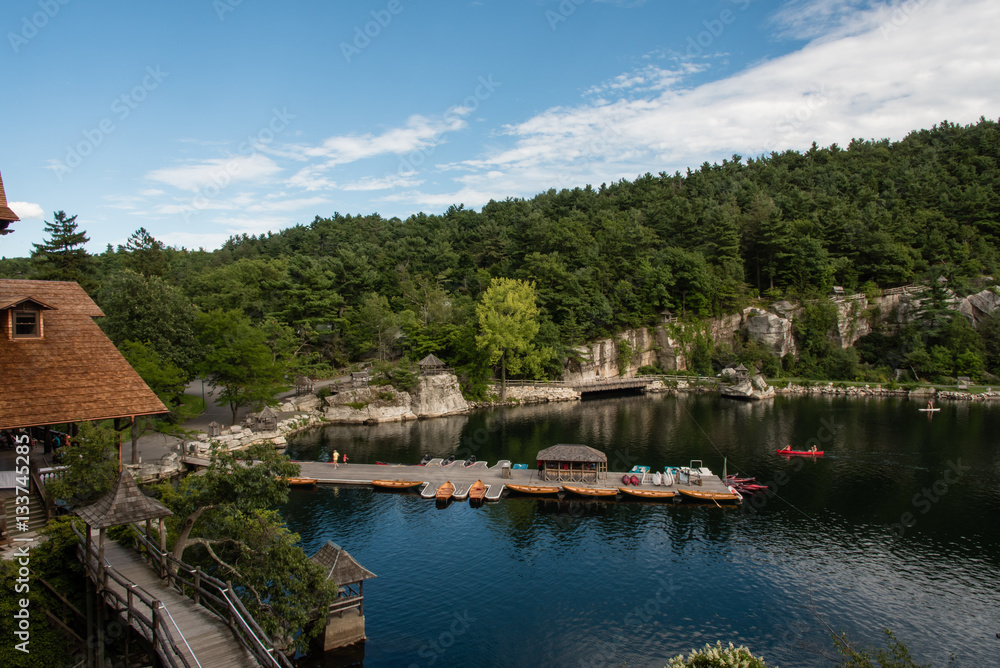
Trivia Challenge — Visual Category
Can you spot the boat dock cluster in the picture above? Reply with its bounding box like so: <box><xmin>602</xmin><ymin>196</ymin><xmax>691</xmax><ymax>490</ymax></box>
<box><xmin>279</xmin><ymin>457</ymin><xmax>744</xmax><ymax>506</ymax></box>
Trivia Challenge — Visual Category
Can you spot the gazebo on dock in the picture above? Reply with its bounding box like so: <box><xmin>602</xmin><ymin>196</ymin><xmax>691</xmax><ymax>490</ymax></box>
<box><xmin>310</xmin><ymin>540</ymin><xmax>377</xmax><ymax>651</ymax></box>
<box><xmin>536</xmin><ymin>444</ymin><xmax>607</xmax><ymax>483</ymax></box>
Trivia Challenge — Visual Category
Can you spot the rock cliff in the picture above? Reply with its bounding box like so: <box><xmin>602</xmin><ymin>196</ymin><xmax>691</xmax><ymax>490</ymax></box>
<box><xmin>322</xmin><ymin>374</ymin><xmax>469</xmax><ymax>424</ymax></box>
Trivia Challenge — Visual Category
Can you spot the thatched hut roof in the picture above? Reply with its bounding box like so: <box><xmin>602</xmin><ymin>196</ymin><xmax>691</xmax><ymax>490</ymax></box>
<box><xmin>75</xmin><ymin>468</ymin><xmax>172</xmax><ymax>529</ymax></box>
<box><xmin>536</xmin><ymin>444</ymin><xmax>607</xmax><ymax>463</ymax></box>
<box><xmin>0</xmin><ymin>171</ymin><xmax>20</xmax><ymax>226</ymax></box>
<box><xmin>310</xmin><ymin>541</ymin><xmax>377</xmax><ymax>585</ymax></box>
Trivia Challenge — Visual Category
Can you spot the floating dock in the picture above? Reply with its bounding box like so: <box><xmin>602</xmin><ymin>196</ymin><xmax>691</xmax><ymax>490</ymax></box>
<box><xmin>181</xmin><ymin>455</ymin><xmax>738</xmax><ymax>504</ymax></box>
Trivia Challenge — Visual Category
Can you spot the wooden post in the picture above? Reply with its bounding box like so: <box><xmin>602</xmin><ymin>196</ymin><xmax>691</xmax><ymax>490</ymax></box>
<box><xmin>193</xmin><ymin>568</ymin><xmax>201</xmax><ymax>605</ymax></box>
<box><xmin>159</xmin><ymin>518</ymin><xmax>167</xmax><ymax>580</ymax></box>
<box><xmin>96</xmin><ymin>528</ymin><xmax>106</xmax><ymax>593</ymax></box>
<box><xmin>152</xmin><ymin>601</ymin><xmax>161</xmax><ymax>658</ymax></box>
<box><xmin>145</xmin><ymin>519</ymin><xmax>153</xmax><ymax>565</ymax></box>
<box><xmin>131</xmin><ymin>416</ymin><xmax>139</xmax><ymax>466</ymax></box>
<box><xmin>126</xmin><ymin>586</ymin><xmax>134</xmax><ymax>666</ymax></box>
<box><xmin>85</xmin><ymin>546</ymin><xmax>94</xmax><ymax>668</ymax></box>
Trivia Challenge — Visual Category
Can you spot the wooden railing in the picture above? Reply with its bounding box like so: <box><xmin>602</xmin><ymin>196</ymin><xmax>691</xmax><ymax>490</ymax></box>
<box><xmin>71</xmin><ymin>521</ymin><xmax>193</xmax><ymax>668</ymax></box>
<box><xmin>126</xmin><ymin>524</ymin><xmax>294</xmax><ymax>668</ymax></box>
<box><xmin>488</xmin><ymin>379</ymin><xmax>567</xmax><ymax>387</ymax></box>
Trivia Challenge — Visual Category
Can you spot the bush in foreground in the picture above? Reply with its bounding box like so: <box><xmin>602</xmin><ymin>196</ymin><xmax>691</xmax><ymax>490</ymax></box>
<box><xmin>666</xmin><ymin>641</ymin><xmax>771</xmax><ymax>667</ymax></box>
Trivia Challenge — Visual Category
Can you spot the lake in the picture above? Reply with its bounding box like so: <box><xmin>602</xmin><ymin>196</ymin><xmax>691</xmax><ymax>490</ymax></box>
<box><xmin>281</xmin><ymin>393</ymin><xmax>1000</xmax><ymax>667</ymax></box>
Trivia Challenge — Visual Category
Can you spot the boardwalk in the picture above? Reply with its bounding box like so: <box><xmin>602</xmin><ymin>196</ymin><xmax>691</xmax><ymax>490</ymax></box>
<box><xmin>87</xmin><ymin>540</ymin><xmax>257</xmax><ymax>668</ymax></box>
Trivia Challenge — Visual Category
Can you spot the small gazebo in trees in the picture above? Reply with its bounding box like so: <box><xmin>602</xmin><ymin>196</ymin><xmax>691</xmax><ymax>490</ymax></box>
<box><xmin>295</xmin><ymin>376</ymin><xmax>314</xmax><ymax>396</ymax></box>
<box><xmin>310</xmin><ymin>541</ymin><xmax>377</xmax><ymax>651</ymax></box>
<box><xmin>535</xmin><ymin>444</ymin><xmax>607</xmax><ymax>483</ymax></box>
<box><xmin>418</xmin><ymin>354</ymin><xmax>447</xmax><ymax>375</ymax></box>
<box><xmin>207</xmin><ymin>421</ymin><xmax>222</xmax><ymax>438</ymax></box>
<box><xmin>251</xmin><ymin>406</ymin><xmax>279</xmax><ymax>432</ymax></box>
<box><xmin>734</xmin><ymin>363</ymin><xmax>750</xmax><ymax>380</ymax></box>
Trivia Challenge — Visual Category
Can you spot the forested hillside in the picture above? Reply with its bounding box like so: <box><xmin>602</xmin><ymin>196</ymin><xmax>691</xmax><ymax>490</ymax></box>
<box><xmin>4</xmin><ymin>117</ymin><xmax>1000</xmax><ymax>396</ymax></box>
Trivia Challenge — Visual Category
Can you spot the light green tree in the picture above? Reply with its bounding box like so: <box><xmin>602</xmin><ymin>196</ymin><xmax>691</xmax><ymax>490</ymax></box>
<box><xmin>196</xmin><ymin>309</ymin><xmax>290</xmax><ymax>424</ymax></box>
<box><xmin>476</xmin><ymin>277</ymin><xmax>543</xmax><ymax>401</ymax></box>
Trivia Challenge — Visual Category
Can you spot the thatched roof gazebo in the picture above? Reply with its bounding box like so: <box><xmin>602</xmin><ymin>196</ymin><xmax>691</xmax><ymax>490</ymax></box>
<box><xmin>310</xmin><ymin>541</ymin><xmax>377</xmax><ymax>651</ymax></box>
<box><xmin>417</xmin><ymin>354</ymin><xmax>447</xmax><ymax>375</ymax></box>
<box><xmin>251</xmin><ymin>405</ymin><xmax>279</xmax><ymax>432</ymax></box>
<box><xmin>536</xmin><ymin>444</ymin><xmax>607</xmax><ymax>483</ymax></box>
<box><xmin>0</xmin><ymin>171</ymin><xmax>19</xmax><ymax>236</ymax></box>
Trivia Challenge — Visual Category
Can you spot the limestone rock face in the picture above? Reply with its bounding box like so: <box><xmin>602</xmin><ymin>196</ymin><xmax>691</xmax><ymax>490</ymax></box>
<box><xmin>719</xmin><ymin>374</ymin><xmax>774</xmax><ymax>400</ymax></box>
<box><xmin>563</xmin><ymin>328</ymin><xmax>659</xmax><ymax>384</ymax></box>
<box><xmin>411</xmin><ymin>374</ymin><xmax>470</xmax><ymax>418</ymax></box>
<box><xmin>958</xmin><ymin>288</ymin><xmax>1000</xmax><ymax>326</ymax></box>
<box><xmin>322</xmin><ymin>375</ymin><xmax>469</xmax><ymax>423</ymax></box>
<box><xmin>744</xmin><ymin>308</ymin><xmax>796</xmax><ymax>357</ymax></box>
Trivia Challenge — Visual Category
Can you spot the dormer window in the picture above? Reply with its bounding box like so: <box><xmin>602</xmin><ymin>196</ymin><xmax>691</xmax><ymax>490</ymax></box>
<box><xmin>13</xmin><ymin>309</ymin><xmax>39</xmax><ymax>338</ymax></box>
<box><xmin>2</xmin><ymin>296</ymin><xmax>54</xmax><ymax>340</ymax></box>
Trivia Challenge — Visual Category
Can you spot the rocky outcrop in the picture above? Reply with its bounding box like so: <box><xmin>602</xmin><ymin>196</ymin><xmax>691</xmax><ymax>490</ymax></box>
<box><xmin>720</xmin><ymin>373</ymin><xmax>774</xmax><ymax>400</ymax></box>
<box><xmin>957</xmin><ymin>287</ymin><xmax>1000</xmax><ymax>326</ymax></box>
<box><xmin>744</xmin><ymin>308</ymin><xmax>796</xmax><ymax>356</ymax></box>
<box><xmin>411</xmin><ymin>373</ymin><xmax>471</xmax><ymax>417</ymax></box>
<box><xmin>563</xmin><ymin>328</ymin><xmax>660</xmax><ymax>384</ymax></box>
<box><xmin>323</xmin><ymin>375</ymin><xmax>469</xmax><ymax>424</ymax></box>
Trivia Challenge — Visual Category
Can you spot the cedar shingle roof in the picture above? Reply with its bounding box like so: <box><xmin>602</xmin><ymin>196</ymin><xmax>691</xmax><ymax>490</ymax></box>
<box><xmin>535</xmin><ymin>444</ymin><xmax>607</xmax><ymax>463</ymax></box>
<box><xmin>0</xmin><ymin>279</ymin><xmax>168</xmax><ymax>429</ymax></box>
<box><xmin>0</xmin><ymin>171</ymin><xmax>19</xmax><ymax>223</ymax></box>
<box><xmin>418</xmin><ymin>353</ymin><xmax>446</xmax><ymax>367</ymax></box>
<box><xmin>75</xmin><ymin>468</ymin><xmax>172</xmax><ymax>529</ymax></box>
<box><xmin>310</xmin><ymin>541</ymin><xmax>376</xmax><ymax>585</ymax></box>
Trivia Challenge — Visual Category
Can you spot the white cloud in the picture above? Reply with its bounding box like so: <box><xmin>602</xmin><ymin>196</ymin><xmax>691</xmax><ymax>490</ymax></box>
<box><xmin>343</xmin><ymin>174</ymin><xmax>425</xmax><ymax>191</ymax></box>
<box><xmin>429</xmin><ymin>0</ymin><xmax>1000</xmax><ymax>206</ymax></box>
<box><xmin>146</xmin><ymin>153</ymin><xmax>282</xmax><ymax>191</ymax></box>
<box><xmin>7</xmin><ymin>202</ymin><xmax>44</xmax><ymax>219</ymax></box>
<box><xmin>291</xmin><ymin>113</ymin><xmax>467</xmax><ymax>166</ymax></box>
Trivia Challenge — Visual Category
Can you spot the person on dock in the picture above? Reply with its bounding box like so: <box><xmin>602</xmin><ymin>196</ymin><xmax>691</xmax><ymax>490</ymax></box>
<box><xmin>333</xmin><ymin>449</ymin><xmax>340</xmax><ymax>468</ymax></box>
<box><xmin>342</xmin><ymin>453</ymin><xmax>349</xmax><ymax>467</ymax></box>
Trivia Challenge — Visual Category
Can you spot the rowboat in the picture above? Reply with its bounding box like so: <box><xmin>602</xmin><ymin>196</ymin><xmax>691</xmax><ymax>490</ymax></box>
<box><xmin>775</xmin><ymin>448</ymin><xmax>824</xmax><ymax>457</ymax></box>
<box><xmin>435</xmin><ymin>481</ymin><xmax>455</xmax><ymax>501</ymax></box>
<box><xmin>372</xmin><ymin>479</ymin><xmax>424</xmax><ymax>490</ymax></box>
<box><xmin>469</xmin><ymin>479</ymin><xmax>487</xmax><ymax>501</ymax></box>
<box><xmin>678</xmin><ymin>487</ymin><xmax>742</xmax><ymax>504</ymax></box>
<box><xmin>562</xmin><ymin>485</ymin><xmax>619</xmax><ymax>497</ymax></box>
<box><xmin>285</xmin><ymin>477</ymin><xmax>317</xmax><ymax>488</ymax></box>
<box><xmin>505</xmin><ymin>483</ymin><xmax>561</xmax><ymax>495</ymax></box>
<box><xmin>617</xmin><ymin>487</ymin><xmax>677</xmax><ymax>500</ymax></box>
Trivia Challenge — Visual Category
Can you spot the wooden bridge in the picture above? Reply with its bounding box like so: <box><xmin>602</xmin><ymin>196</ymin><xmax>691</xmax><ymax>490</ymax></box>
<box><xmin>73</xmin><ymin>521</ymin><xmax>292</xmax><ymax>668</ymax></box>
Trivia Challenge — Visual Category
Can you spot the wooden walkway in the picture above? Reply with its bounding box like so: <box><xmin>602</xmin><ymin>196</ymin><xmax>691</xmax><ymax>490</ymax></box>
<box><xmin>89</xmin><ymin>541</ymin><xmax>257</xmax><ymax>668</ymax></box>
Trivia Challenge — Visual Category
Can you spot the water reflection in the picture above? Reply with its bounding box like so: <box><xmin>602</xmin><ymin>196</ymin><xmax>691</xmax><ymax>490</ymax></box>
<box><xmin>285</xmin><ymin>394</ymin><xmax>1000</xmax><ymax>667</ymax></box>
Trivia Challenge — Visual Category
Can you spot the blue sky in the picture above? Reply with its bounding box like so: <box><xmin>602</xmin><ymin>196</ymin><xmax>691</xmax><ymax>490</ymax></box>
<box><xmin>2</xmin><ymin>0</ymin><xmax>998</xmax><ymax>258</ymax></box>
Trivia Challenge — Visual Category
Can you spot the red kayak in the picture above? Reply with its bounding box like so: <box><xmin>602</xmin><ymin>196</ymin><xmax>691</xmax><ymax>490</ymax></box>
<box><xmin>776</xmin><ymin>449</ymin><xmax>824</xmax><ymax>457</ymax></box>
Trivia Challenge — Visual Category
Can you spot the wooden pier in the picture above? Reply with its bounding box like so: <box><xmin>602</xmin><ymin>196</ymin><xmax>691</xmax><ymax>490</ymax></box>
<box><xmin>182</xmin><ymin>455</ymin><xmax>736</xmax><ymax>503</ymax></box>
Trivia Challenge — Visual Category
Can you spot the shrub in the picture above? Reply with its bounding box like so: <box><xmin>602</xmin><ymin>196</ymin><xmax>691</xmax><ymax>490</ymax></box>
<box><xmin>666</xmin><ymin>641</ymin><xmax>771</xmax><ymax>667</ymax></box>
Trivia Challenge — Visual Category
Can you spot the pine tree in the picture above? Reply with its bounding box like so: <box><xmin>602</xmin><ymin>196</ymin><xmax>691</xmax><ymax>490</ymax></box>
<box><xmin>120</xmin><ymin>227</ymin><xmax>168</xmax><ymax>277</ymax></box>
<box><xmin>30</xmin><ymin>210</ymin><xmax>93</xmax><ymax>288</ymax></box>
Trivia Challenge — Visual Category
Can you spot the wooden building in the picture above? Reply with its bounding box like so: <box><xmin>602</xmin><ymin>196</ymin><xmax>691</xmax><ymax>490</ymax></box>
<box><xmin>310</xmin><ymin>540</ymin><xmax>377</xmax><ymax>651</ymax></box>
<box><xmin>536</xmin><ymin>444</ymin><xmax>608</xmax><ymax>483</ymax></box>
<box><xmin>417</xmin><ymin>353</ymin><xmax>448</xmax><ymax>375</ymax></box>
<box><xmin>0</xmin><ymin>171</ymin><xmax>18</xmax><ymax>236</ymax></box>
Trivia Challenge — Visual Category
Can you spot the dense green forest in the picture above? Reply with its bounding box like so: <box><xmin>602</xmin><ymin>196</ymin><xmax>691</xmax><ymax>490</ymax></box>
<box><xmin>4</xmin><ymin>118</ymin><xmax>1000</xmax><ymax>402</ymax></box>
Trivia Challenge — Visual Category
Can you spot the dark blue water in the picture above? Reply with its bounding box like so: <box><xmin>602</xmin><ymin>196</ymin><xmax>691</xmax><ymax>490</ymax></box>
<box><xmin>282</xmin><ymin>394</ymin><xmax>1000</xmax><ymax>667</ymax></box>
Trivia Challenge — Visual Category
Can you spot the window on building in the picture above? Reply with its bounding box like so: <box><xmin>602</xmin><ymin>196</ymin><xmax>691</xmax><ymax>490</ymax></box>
<box><xmin>13</xmin><ymin>310</ymin><xmax>40</xmax><ymax>338</ymax></box>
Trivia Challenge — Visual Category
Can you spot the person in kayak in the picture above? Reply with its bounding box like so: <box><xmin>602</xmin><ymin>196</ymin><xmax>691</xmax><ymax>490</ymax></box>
<box><xmin>780</xmin><ymin>445</ymin><xmax>792</xmax><ymax>452</ymax></box>
<box><xmin>809</xmin><ymin>444</ymin><xmax>818</xmax><ymax>453</ymax></box>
